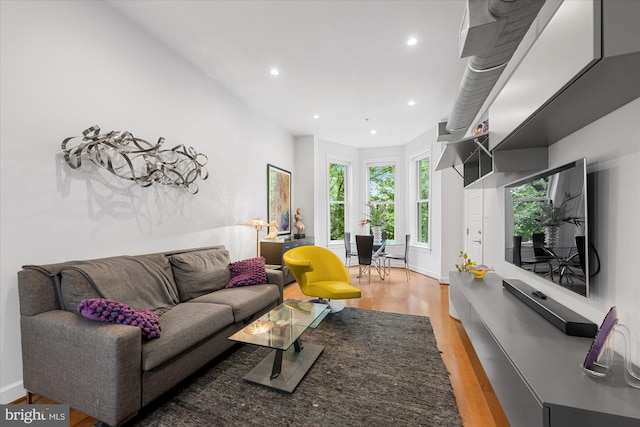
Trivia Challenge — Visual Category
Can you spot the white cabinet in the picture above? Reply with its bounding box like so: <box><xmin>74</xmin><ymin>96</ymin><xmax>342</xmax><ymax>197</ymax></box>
<box><xmin>449</xmin><ymin>272</ymin><xmax>640</xmax><ymax>426</ymax></box>
<box><xmin>489</xmin><ymin>0</ymin><xmax>599</xmax><ymax>150</ymax></box>
<box><xmin>487</xmin><ymin>0</ymin><xmax>640</xmax><ymax>152</ymax></box>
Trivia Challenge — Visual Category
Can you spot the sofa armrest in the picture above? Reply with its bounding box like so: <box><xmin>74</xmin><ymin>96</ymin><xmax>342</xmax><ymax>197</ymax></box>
<box><xmin>266</xmin><ymin>269</ymin><xmax>284</xmax><ymax>303</ymax></box>
<box><xmin>20</xmin><ymin>310</ymin><xmax>141</xmax><ymax>426</ymax></box>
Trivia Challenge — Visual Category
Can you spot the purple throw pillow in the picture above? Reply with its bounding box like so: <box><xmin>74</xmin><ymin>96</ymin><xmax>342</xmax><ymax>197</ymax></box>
<box><xmin>226</xmin><ymin>257</ymin><xmax>267</xmax><ymax>288</ymax></box>
<box><xmin>78</xmin><ymin>298</ymin><xmax>161</xmax><ymax>340</ymax></box>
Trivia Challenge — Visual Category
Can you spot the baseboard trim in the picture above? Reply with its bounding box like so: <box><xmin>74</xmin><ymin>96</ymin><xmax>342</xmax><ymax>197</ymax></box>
<box><xmin>409</xmin><ymin>265</ymin><xmax>440</xmax><ymax>281</ymax></box>
<box><xmin>1</xmin><ymin>379</ymin><xmax>25</xmax><ymax>404</ymax></box>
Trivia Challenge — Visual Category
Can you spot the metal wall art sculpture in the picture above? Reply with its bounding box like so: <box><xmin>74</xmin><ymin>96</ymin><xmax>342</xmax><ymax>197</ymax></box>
<box><xmin>62</xmin><ymin>125</ymin><xmax>208</xmax><ymax>194</ymax></box>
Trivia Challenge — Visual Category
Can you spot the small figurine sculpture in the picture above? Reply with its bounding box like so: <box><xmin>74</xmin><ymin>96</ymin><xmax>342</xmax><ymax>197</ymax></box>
<box><xmin>294</xmin><ymin>208</ymin><xmax>306</xmax><ymax>238</ymax></box>
<box><xmin>264</xmin><ymin>220</ymin><xmax>279</xmax><ymax>240</ymax></box>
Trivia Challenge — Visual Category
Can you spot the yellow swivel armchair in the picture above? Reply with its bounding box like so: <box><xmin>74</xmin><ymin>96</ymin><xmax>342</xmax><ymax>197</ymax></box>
<box><xmin>283</xmin><ymin>246</ymin><xmax>361</xmax><ymax>313</ymax></box>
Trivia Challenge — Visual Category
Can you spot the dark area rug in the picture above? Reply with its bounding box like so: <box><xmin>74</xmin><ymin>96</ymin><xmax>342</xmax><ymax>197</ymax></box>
<box><xmin>127</xmin><ymin>307</ymin><xmax>462</xmax><ymax>426</ymax></box>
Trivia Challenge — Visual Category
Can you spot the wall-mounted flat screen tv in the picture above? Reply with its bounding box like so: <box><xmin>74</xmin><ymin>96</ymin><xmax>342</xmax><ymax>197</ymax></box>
<box><xmin>505</xmin><ymin>158</ymin><xmax>591</xmax><ymax>297</ymax></box>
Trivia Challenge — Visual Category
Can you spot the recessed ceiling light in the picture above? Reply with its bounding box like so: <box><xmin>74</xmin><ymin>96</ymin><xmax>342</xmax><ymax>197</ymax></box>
<box><xmin>408</xmin><ymin>100</ymin><xmax>416</xmax><ymax>106</ymax></box>
<box><xmin>407</xmin><ymin>37</ymin><xmax>418</xmax><ymax>46</ymax></box>
<box><xmin>313</xmin><ymin>114</ymin><xmax>320</xmax><ymax>119</ymax></box>
<box><xmin>370</xmin><ymin>130</ymin><xmax>377</xmax><ymax>135</ymax></box>
<box><xmin>270</xmin><ymin>68</ymin><xmax>280</xmax><ymax>76</ymax></box>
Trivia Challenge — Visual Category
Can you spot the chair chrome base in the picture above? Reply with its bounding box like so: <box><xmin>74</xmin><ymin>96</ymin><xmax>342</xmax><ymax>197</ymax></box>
<box><xmin>384</xmin><ymin>257</ymin><xmax>410</xmax><ymax>281</ymax></box>
<box><xmin>306</xmin><ymin>298</ymin><xmax>345</xmax><ymax>313</ymax></box>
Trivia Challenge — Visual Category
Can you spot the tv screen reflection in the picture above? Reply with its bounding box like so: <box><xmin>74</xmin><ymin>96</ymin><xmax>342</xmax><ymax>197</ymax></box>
<box><xmin>504</xmin><ymin>159</ymin><xmax>589</xmax><ymax>297</ymax></box>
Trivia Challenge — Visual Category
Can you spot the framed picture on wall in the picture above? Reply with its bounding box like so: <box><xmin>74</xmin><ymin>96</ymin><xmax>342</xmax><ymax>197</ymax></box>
<box><xmin>267</xmin><ymin>164</ymin><xmax>291</xmax><ymax>235</ymax></box>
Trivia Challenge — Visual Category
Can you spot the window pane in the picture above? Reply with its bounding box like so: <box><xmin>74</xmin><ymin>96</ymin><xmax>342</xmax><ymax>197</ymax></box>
<box><xmin>329</xmin><ymin>163</ymin><xmax>345</xmax><ymax>201</ymax></box>
<box><xmin>384</xmin><ymin>204</ymin><xmax>395</xmax><ymax>240</ymax></box>
<box><xmin>328</xmin><ymin>162</ymin><xmax>348</xmax><ymax>242</ymax></box>
<box><xmin>329</xmin><ymin>203</ymin><xmax>345</xmax><ymax>240</ymax></box>
<box><xmin>369</xmin><ymin>165</ymin><xmax>395</xmax><ymax>202</ymax></box>
<box><xmin>419</xmin><ymin>158</ymin><xmax>430</xmax><ymax>200</ymax></box>
<box><xmin>368</xmin><ymin>165</ymin><xmax>395</xmax><ymax>238</ymax></box>
<box><xmin>416</xmin><ymin>155</ymin><xmax>430</xmax><ymax>246</ymax></box>
<box><xmin>417</xmin><ymin>202</ymin><xmax>429</xmax><ymax>243</ymax></box>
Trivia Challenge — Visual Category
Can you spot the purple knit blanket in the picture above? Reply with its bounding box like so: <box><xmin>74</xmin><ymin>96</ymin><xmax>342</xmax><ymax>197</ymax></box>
<box><xmin>78</xmin><ymin>298</ymin><xmax>161</xmax><ymax>340</ymax></box>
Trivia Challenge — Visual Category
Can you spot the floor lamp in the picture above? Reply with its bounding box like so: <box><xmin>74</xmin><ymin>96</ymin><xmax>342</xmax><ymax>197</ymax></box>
<box><xmin>244</xmin><ymin>218</ymin><xmax>269</xmax><ymax>257</ymax></box>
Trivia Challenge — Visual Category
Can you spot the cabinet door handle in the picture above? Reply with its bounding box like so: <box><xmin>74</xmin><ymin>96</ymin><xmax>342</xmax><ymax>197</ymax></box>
<box><xmin>472</xmin><ymin>239</ymin><xmax>481</xmax><ymax>244</ymax></box>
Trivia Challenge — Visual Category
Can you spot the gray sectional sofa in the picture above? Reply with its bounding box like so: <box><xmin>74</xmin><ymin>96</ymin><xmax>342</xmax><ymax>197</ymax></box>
<box><xmin>17</xmin><ymin>245</ymin><xmax>283</xmax><ymax>426</ymax></box>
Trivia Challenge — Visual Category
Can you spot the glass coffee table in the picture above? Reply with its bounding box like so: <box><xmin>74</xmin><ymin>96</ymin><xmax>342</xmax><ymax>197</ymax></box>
<box><xmin>229</xmin><ymin>299</ymin><xmax>331</xmax><ymax>392</ymax></box>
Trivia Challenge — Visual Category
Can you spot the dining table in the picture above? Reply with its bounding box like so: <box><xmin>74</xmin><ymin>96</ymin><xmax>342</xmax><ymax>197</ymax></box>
<box><xmin>352</xmin><ymin>239</ymin><xmax>404</xmax><ymax>280</ymax></box>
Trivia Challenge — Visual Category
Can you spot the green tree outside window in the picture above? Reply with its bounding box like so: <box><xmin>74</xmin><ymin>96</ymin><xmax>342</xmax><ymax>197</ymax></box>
<box><xmin>510</xmin><ymin>178</ymin><xmax>547</xmax><ymax>241</ymax></box>
<box><xmin>416</xmin><ymin>156</ymin><xmax>430</xmax><ymax>244</ymax></box>
<box><xmin>329</xmin><ymin>163</ymin><xmax>346</xmax><ymax>241</ymax></box>
<box><xmin>368</xmin><ymin>164</ymin><xmax>395</xmax><ymax>239</ymax></box>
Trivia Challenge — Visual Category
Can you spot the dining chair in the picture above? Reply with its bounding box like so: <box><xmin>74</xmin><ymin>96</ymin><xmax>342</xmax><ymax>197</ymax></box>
<box><xmin>355</xmin><ymin>235</ymin><xmax>383</xmax><ymax>282</ymax></box>
<box><xmin>513</xmin><ymin>235</ymin><xmax>554</xmax><ymax>280</ymax></box>
<box><xmin>344</xmin><ymin>232</ymin><xmax>358</xmax><ymax>267</ymax></box>
<box><xmin>383</xmin><ymin>234</ymin><xmax>410</xmax><ymax>280</ymax></box>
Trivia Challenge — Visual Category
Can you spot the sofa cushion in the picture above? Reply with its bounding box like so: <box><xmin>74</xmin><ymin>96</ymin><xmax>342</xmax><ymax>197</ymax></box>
<box><xmin>169</xmin><ymin>248</ymin><xmax>231</xmax><ymax>302</ymax></box>
<box><xmin>141</xmin><ymin>302</ymin><xmax>234</xmax><ymax>371</ymax></box>
<box><xmin>226</xmin><ymin>257</ymin><xmax>267</xmax><ymax>288</ymax></box>
<box><xmin>186</xmin><ymin>284</ymin><xmax>280</xmax><ymax>323</ymax></box>
<box><xmin>59</xmin><ymin>270</ymin><xmax>102</xmax><ymax>311</ymax></box>
<box><xmin>78</xmin><ymin>298</ymin><xmax>161</xmax><ymax>340</ymax></box>
<box><xmin>59</xmin><ymin>254</ymin><xmax>179</xmax><ymax>313</ymax></box>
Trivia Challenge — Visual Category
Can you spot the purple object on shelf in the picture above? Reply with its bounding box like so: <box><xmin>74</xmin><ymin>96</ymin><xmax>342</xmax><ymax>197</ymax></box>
<box><xmin>583</xmin><ymin>306</ymin><xmax>618</xmax><ymax>369</ymax></box>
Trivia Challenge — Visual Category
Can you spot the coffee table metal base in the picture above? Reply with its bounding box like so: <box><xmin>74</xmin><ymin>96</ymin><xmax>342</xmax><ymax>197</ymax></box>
<box><xmin>243</xmin><ymin>342</ymin><xmax>324</xmax><ymax>393</ymax></box>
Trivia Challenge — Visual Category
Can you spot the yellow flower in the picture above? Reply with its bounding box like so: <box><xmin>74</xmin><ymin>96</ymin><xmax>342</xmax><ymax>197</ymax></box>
<box><xmin>455</xmin><ymin>251</ymin><xmax>477</xmax><ymax>273</ymax></box>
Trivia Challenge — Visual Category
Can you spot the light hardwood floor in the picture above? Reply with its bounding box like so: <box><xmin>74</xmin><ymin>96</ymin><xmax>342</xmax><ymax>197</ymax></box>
<box><xmin>14</xmin><ymin>267</ymin><xmax>509</xmax><ymax>426</ymax></box>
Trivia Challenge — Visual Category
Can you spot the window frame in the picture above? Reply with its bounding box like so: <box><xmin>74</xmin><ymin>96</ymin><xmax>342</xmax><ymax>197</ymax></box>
<box><xmin>365</xmin><ymin>161</ymin><xmax>397</xmax><ymax>240</ymax></box>
<box><xmin>412</xmin><ymin>151</ymin><xmax>431</xmax><ymax>248</ymax></box>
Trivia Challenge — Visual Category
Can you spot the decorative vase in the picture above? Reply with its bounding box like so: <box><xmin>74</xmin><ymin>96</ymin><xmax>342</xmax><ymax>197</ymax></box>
<box><xmin>544</xmin><ymin>224</ymin><xmax>560</xmax><ymax>248</ymax></box>
<box><xmin>372</xmin><ymin>225</ymin><xmax>382</xmax><ymax>244</ymax></box>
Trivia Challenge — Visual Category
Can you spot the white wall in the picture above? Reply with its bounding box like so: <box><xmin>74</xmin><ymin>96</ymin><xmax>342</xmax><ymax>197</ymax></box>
<box><xmin>482</xmin><ymin>98</ymin><xmax>640</xmax><ymax>364</ymax></box>
<box><xmin>294</xmin><ymin>136</ymin><xmax>316</xmax><ymax>238</ymax></box>
<box><xmin>0</xmin><ymin>1</ymin><xmax>295</xmax><ymax>402</ymax></box>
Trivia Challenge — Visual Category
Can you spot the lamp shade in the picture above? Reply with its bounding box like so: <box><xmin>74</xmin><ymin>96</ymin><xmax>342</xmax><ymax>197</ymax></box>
<box><xmin>244</xmin><ymin>218</ymin><xmax>269</xmax><ymax>257</ymax></box>
<box><xmin>243</xmin><ymin>218</ymin><xmax>269</xmax><ymax>229</ymax></box>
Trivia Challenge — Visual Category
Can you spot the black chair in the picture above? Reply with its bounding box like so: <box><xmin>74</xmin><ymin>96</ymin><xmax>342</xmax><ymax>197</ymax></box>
<box><xmin>383</xmin><ymin>234</ymin><xmax>410</xmax><ymax>280</ymax></box>
<box><xmin>575</xmin><ymin>235</ymin><xmax>587</xmax><ymax>275</ymax></box>
<box><xmin>355</xmin><ymin>235</ymin><xmax>383</xmax><ymax>282</ymax></box>
<box><xmin>344</xmin><ymin>232</ymin><xmax>358</xmax><ymax>267</ymax></box>
<box><xmin>513</xmin><ymin>235</ymin><xmax>554</xmax><ymax>280</ymax></box>
<box><xmin>558</xmin><ymin>235</ymin><xmax>595</xmax><ymax>285</ymax></box>
<box><xmin>532</xmin><ymin>233</ymin><xmax>554</xmax><ymax>259</ymax></box>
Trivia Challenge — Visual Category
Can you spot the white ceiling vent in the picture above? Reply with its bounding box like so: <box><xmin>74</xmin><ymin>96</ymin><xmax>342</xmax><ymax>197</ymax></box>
<box><xmin>459</xmin><ymin>0</ymin><xmax>506</xmax><ymax>58</ymax></box>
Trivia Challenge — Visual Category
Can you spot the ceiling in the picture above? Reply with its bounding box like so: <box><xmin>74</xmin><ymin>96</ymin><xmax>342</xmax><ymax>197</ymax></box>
<box><xmin>107</xmin><ymin>0</ymin><xmax>468</xmax><ymax>148</ymax></box>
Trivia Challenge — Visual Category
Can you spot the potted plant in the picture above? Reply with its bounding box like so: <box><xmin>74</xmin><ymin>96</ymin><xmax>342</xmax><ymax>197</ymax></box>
<box><xmin>455</xmin><ymin>251</ymin><xmax>493</xmax><ymax>279</ymax></box>
<box><xmin>536</xmin><ymin>192</ymin><xmax>583</xmax><ymax>247</ymax></box>
<box><xmin>360</xmin><ymin>201</ymin><xmax>388</xmax><ymax>243</ymax></box>
<box><xmin>455</xmin><ymin>251</ymin><xmax>477</xmax><ymax>273</ymax></box>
